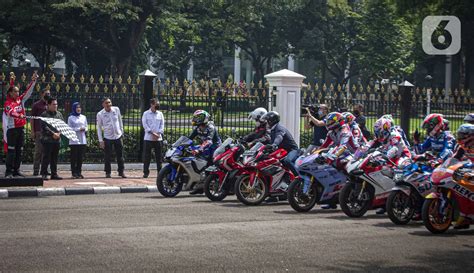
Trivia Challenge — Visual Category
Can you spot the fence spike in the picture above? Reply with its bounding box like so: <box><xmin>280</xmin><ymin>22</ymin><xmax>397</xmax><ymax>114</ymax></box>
<box><xmin>99</xmin><ymin>75</ymin><xmax>104</xmax><ymax>84</ymax></box>
<box><xmin>108</xmin><ymin>75</ymin><xmax>113</xmax><ymax>84</ymax></box>
<box><xmin>61</xmin><ymin>74</ymin><xmax>66</xmax><ymax>83</ymax></box>
<box><xmin>89</xmin><ymin>75</ymin><xmax>95</xmax><ymax>84</ymax></box>
<box><xmin>65</xmin><ymin>84</ymin><xmax>70</xmax><ymax>92</ymax></box>
<box><xmin>94</xmin><ymin>84</ymin><xmax>99</xmax><ymax>93</ymax></box>
<box><xmin>127</xmin><ymin>76</ymin><xmax>132</xmax><ymax>84</ymax></box>
<box><xmin>80</xmin><ymin>74</ymin><xmax>85</xmax><ymax>83</ymax></box>
<box><xmin>55</xmin><ymin>83</ymin><xmax>60</xmax><ymax>92</ymax></box>
<box><xmin>70</xmin><ymin>74</ymin><xmax>75</xmax><ymax>83</ymax></box>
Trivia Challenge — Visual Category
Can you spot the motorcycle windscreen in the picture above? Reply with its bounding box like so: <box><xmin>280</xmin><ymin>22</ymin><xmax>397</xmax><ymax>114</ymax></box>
<box><xmin>172</xmin><ymin>136</ymin><xmax>193</xmax><ymax>147</ymax></box>
<box><xmin>242</xmin><ymin>142</ymin><xmax>264</xmax><ymax>164</ymax></box>
<box><xmin>213</xmin><ymin>138</ymin><xmax>233</xmax><ymax>158</ymax></box>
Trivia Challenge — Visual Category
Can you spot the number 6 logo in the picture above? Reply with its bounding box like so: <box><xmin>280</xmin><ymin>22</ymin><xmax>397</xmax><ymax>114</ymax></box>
<box><xmin>422</xmin><ymin>16</ymin><xmax>461</xmax><ymax>55</ymax></box>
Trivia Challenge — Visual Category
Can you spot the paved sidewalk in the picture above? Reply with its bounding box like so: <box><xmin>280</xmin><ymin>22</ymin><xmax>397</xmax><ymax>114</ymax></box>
<box><xmin>0</xmin><ymin>166</ymin><xmax>165</xmax><ymax>198</ymax></box>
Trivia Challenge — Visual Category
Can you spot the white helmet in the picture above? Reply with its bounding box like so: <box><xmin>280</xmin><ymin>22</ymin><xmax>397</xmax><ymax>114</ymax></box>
<box><xmin>248</xmin><ymin>107</ymin><xmax>268</xmax><ymax>122</ymax></box>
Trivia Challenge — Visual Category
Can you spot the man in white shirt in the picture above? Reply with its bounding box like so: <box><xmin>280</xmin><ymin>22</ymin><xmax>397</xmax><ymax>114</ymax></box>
<box><xmin>141</xmin><ymin>98</ymin><xmax>165</xmax><ymax>178</ymax></box>
<box><xmin>96</xmin><ymin>97</ymin><xmax>126</xmax><ymax>178</ymax></box>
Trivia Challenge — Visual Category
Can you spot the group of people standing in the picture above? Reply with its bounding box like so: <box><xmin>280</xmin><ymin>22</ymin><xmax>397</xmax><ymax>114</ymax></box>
<box><xmin>3</xmin><ymin>73</ymin><xmax>165</xmax><ymax>180</ymax></box>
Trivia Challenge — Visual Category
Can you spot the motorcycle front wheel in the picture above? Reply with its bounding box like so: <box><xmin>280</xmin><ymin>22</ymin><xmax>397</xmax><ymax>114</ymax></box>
<box><xmin>422</xmin><ymin>198</ymin><xmax>453</xmax><ymax>234</ymax></box>
<box><xmin>157</xmin><ymin>164</ymin><xmax>184</xmax><ymax>197</ymax></box>
<box><xmin>234</xmin><ymin>174</ymin><xmax>268</xmax><ymax>206</ymax></box>
<box><xmin>287</xmin><ymin>178</ymin><xmax>318</xmax><ymax>212</ymax></box>
<box><xmin>339</xmin><ymin>182</ymin><xmax>374</xmax><ymax>218</ymax></box>
<box><xmin>204</xmin><ymin>174</ymin><xmax>228</xmax><ymax>201</ymax></box>
<box><xmin>386</xmin><ymin>190</ymin><xmax>417</xmax><ymax>225</ymax></box>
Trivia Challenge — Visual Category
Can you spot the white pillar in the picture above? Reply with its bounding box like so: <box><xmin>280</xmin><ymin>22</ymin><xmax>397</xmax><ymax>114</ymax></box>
<box><xmin>187</xmin><ymin>46</ymin><xmax>194</xmax><ymax>82</ymax></box>
<box><xmin>288</xmin><ymin>55</ymin><xmax>295</xmax><ymax>71</ymax></box>
<box><xmin>234</xmin><ymin>46</ymin><xmax>241</xmax><ymax>83</ymax></box>
<box><xmin>246</xmin><ymin>60</ymin><xmax>252</xmax><ymax>85</ymax></box>
<box><xmin>265</xmin><ymin>69</ymin><xmax>306</xmax><ymax>146</ymax></box>
<box><xmin>445</xmin><ymin>55</ymin><xmax>452</xmax><ymax>98</ymax></box>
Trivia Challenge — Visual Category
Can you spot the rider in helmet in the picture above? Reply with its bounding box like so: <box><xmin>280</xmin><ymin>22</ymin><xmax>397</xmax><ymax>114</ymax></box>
<box><xmin>464</xmin><ymin>113</ymin><xmax>474</xmax><ymax>124</ymax></box>
<box><xmin>241</xmin><ymin>107</ymin><xmax>270</xmax><ymax>147</ymax></box>
<box><xmin>342</xmin><ymin>112</ymin><xmax>366</xmax><ymax>146</ymax></box>
<box><xmin>188</xmin><ymin>109</ymin><xmax>222</xmax><ymax>194</ymax></box>
<box><xmin>373</xmin><ymin>117</ymin><xmax>412</xmax><ymax>164</ymax></box>
<box><xmin>319</xmin><ymin>112</ymin><xmax>358</xmax><ymax>209</ymax></box>
<box><xmin>261</xmin><ymin>111</ymin><xmax>299</xmax><ymax>202</ymax></box>
<box><xmin>414</xmin><ymin>113</ymin><xmax>455</xmax><ymax>161</ymax></box>
<box><xmin>451</xmin><ymin>124</ymin><xmax>474</xmax><ymax>229</ymax></box>
<box><xmin>379</xmin><ymin>114</ymin><xmax>411</xmax><ymax>148</ymax></box>
<box><xmin>320</xmin><ymin>112</ymin><xmax>359</xmax><ymax>153</ymax></box>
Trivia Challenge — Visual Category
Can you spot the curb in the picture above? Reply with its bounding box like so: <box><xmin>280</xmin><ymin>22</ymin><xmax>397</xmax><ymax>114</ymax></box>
<box><xmin>0</xmin><ymin>185</ymin><xmax>158</xmax><ymax>199</ymax></box>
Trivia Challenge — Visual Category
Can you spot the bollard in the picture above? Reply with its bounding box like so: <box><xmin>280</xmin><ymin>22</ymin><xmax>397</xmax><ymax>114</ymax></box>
<box><xmin>398</xmin><ymin>80</ymin><xmax>414</xmax><ymax>139</ymax></box>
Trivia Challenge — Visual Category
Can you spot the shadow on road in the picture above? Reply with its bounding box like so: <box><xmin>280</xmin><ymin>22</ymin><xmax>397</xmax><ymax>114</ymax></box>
<box><xmin>321</xmin><ymin>249</ymin><xmax>474</xmax><ymax>272</ymax></box>
<box><xmin>322</xmin><ymin>213</ymin><xmax>386</xmax><ymax>221</ymax></box>
<box><xmin>272</xmin><ymin>209</ymin><xmax>341</xmax><ymax>215</ymax></box>
<box><xmin>408</xmin><ymin>229</ymin><xmax>474</xmax><ymax>237</ymax></box>
<box><xmin>143</xmin><ymin>194</ymin><xmax>206</xmax><ymax>199</ymax></box>
<box><xmin>191</xmin><ymin>199</ymin><xmax>239</xmax><ymax>204</ymax></box>
<box><xmin>371</xmin><ymin>221</ymin><xmax>424</xmax><ymax>229</ymax></box>
<box><xmin>218</xmin><ymin>202</ymin><xmax>290</xmax><ymax>208</ymax></box>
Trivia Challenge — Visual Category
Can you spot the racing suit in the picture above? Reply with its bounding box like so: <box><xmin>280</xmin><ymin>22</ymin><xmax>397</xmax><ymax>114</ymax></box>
<box><xmin>188</xmin><ymin>121</ymin><xmax>222</xmax><ymax>162</ymax></box>
<box><xmin>414</xmin><ymin>131</ymin><xmax>455</xmax><ymax>161</ymax></box>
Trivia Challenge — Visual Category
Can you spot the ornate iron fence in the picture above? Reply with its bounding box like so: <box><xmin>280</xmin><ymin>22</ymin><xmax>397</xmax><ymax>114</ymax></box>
<box><xmin>1</xmin><ymin>72</ymin><xmax>472</xmax><ymax>164</ymax></box>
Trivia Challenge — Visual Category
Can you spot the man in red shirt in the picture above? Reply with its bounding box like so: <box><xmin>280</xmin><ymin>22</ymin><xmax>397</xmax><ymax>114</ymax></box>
<box><xmin>3</xmin><ymin>72</ymin><xmax>38</xmax><ymax>178</ymax></box>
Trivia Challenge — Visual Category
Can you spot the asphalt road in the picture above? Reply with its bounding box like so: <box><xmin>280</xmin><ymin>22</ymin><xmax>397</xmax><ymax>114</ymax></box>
<box><xmin>0</xmin><ymin>193</ymin><xmax>473</xmax><ymax>272</ymax></box>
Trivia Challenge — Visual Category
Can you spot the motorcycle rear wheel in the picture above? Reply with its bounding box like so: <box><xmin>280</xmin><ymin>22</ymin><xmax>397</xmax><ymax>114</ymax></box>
<box><xmin>234</xmin><ymin>174</ymin><xmax>267</xmax><ymax>206</ymax></box>
<box><xmin>422</xmin><ymin>198</ymin><xmax>453</xmax><ymax>234</ymax></box>
<box><xmin>204</xmin><ymin>174</ymin><xmax>228</xmax><ymax>201</ymax></box>
<box><xmin>287</xmin><ymin>178</ymin><xmax>318</xmax><ymax>212</ymax></box>
<box><xmin>387</xmin><ymin>190</ymin><xmax>417</xmax><ymax>225</ymax></box>
<box><xmin>157</xmin><ymin>165</ymin><xmax>184</xmax><ymax>197</ymax></box>
<box><xmin>339</xmin><ymin>182</ymin><xmax>373</xmax><ymax>218</ymax></box>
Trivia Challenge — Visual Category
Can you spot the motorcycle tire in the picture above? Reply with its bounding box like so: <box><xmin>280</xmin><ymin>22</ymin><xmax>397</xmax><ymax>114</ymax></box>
<box><xmin>157</xmin><ymin>165</ymin><xmax>183</xmax><ymax>197</ymax></box>
<box><xmin>287</xmin><ymin>178</ymin><xmax>318</xmax><ymax>212</ymax></box>
<box><xmin>234</xmin><ymin>174</ymin><xmax>268</xmax><ymax>206</ymax></box>
<box><xmin>339</xmin><ymin>182</ymin><xmax>373</xmax><ymax>218</ymax></box>
<box><xmin>386</xmin><ymin>190</ymin><xmax>416</xmax><ymax>225</ymax></box>
<box><xmin>422</xmin><ymin>198</ymin><xmax>453</xmax><ymax>234</ymax></box>
<box><xmin>204</xmin><ymin>174</ymin><xmax>229</xmax><ymax>201</ymax></box>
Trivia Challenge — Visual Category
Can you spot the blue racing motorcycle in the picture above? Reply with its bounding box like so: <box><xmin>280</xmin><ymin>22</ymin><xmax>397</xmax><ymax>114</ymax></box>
<box><xmin>157</xmin><ymin>136</ymin><xmax>212</xmax><ymax>197</ymax></box>
<box><xmin>386</xmin><ymin>153</ymin><xmax>439</xmax><ymax>225</ymax></box>
<box><xmin>287</xmin><ymin>148</ymin><xmax>348</xmax><ymax>212</ymax></box>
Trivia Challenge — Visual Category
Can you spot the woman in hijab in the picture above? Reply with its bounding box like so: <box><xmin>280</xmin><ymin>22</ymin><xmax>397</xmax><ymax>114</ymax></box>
<box><xmin>67</xmin><ymin>102</ymin><xmax>88</xmax><ymax>178</ymax></box>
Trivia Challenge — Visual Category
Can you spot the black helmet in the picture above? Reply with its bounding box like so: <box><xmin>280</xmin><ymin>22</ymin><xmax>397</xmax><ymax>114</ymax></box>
<box><xmin>261</xmin><ymin>111</ymin><xmax>280</xmax><ymax>127</ymax></box>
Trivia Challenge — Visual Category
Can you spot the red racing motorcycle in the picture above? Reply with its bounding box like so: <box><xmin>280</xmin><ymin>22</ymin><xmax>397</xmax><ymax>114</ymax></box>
<box><xmin>234</xmin><ymin>143</ymin><xmax>296</xmax><ymax>205</ymax></box>
<box><xmin>202</xmin><ymin>138</ymin><xmax>246</xmax><ymax>201</ymax></box>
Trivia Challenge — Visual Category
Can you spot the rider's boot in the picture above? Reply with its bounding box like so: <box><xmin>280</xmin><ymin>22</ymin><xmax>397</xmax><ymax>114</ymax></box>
<box><xmin>453</xmin><ymin>216</ymin><xmax>471</xmax><ymax>229</ymax></box>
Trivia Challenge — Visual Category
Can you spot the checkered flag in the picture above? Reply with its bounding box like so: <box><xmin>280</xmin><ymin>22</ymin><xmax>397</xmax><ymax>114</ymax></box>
<box><xmin>27</xmin><ymin>116</ymin><xmax>79</xmax><ymax>142</ymax></box>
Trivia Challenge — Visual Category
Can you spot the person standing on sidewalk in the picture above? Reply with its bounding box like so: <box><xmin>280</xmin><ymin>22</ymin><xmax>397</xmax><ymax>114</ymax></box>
<box><xmin>97</xmin><ymin>97</ymin><xmax>126</xmax><ymax>178</ymax></box>
<box><xmin>141</xmin><ymin>98</ymin><xmax>165</xmax><ymax>178</ymax></box>
<box><xmin>68</xmin><ymin>102</ymin><xmax>88</xmax><ymax>179</ymax></box>
<box><xmin>3</xmin><ymin>71</ymin><xmax>38</xmax><ymax>178</ymax></box>
<box><xmin>40</xmin><ymin>98</ymin><xmax>63</xmax><ymax>180</ymax></box>
<box><xmin>30</xmin><ymin>88</ymin><xmax>50</xmax><ymax>176</ymax></box>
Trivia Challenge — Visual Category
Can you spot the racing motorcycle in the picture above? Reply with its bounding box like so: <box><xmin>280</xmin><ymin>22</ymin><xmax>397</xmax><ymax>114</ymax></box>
<box><xmin>234</xmin><ymin>143</ymin><xmax>296</xmax><ymax>205</ymax></box>
<box><xmin>386</xmin><ymin>153</ymin><xmax>439</xmax><ymax>225</ymax></box>
<box><xmin>156</xmin><ymin>136</ymin><xmax>211</xmax><ymax>197</ymax></box>
<box><xmin>202</xmin><ymin>138</ymin><xmax>246</xmax><ymax>201</ymax></box>
<box><xmin>287</xmin><ymin>147</ymin><xmax>348</xmax><ymax>212</ymax></box>
<box><xmin>339</xmin><ymin>150</ymin><xmax>397</xmax><ymax>217</ymax></box>
<box><xmin>422</xmin><ymin>158</ymin><xmax>474</xmax><ymax>233</ymax></box>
